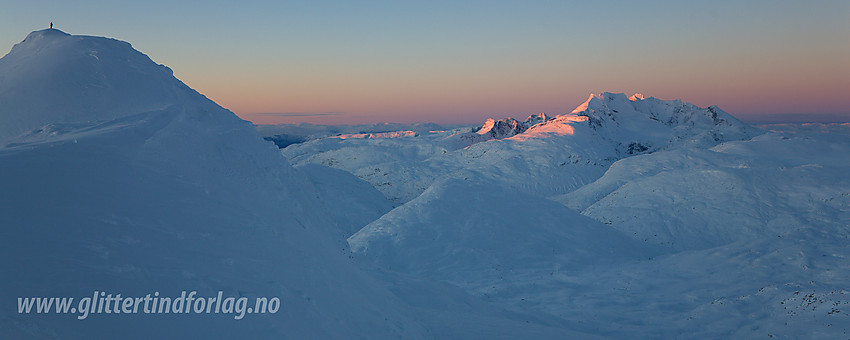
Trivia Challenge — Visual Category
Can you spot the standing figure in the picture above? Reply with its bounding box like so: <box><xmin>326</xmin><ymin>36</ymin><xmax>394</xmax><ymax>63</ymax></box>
<box><xmin>50</xmin><ymin>22</ymin><xmax>53</xmax><ymax>29</ymax></box>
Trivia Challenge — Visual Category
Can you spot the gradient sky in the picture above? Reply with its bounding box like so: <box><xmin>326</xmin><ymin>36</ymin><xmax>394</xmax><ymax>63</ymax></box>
<box><xmin>1</xmin><ymin>0</ymin><xmax>848</xmax><ymax>124</ymax></box>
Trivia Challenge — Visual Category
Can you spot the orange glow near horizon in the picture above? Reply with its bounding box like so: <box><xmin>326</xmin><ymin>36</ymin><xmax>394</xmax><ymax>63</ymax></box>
<box><xmin>185</xmin><ymin>38</ymin><xmax>849</xmax><ymax>126</ymax></box>
<box><xmin>125</xmin><ymin>0</ymin><xmax>849</xmax><ymax>126</ymax></box>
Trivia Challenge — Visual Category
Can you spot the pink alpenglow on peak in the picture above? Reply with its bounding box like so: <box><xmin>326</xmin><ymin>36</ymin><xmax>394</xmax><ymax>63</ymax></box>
<box><xmin>448</xmin><ymin>92</ymin><xmax>762</xmax><ymax>151</ymax></box>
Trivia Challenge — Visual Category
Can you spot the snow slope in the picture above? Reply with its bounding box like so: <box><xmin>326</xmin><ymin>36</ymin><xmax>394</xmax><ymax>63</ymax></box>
<box><xmin>514</xmin><ymin>125</ymin><xmax>850</xmax><ymax>337</ymax></box>
<box><xmin>283</xmin><ymin>132</ymin><xmax>457</xmax><ymax>203</ymax></box>
<box><xmin>557</xmin><ymin>129</ymin><xmax>850</xmax><ymax>251</ymax></box>
<box><xmin>341</xmin><ymin>123</ymin><xmax>850</xmax><ymax>338</ymax></box>
<box><xmin>296</xmin><ymin>163</ymin><xmax>394</xmax><ymax>238</ymax></box>
<box><xmin>0</xmin><ymin>29</ymin><xmax>433</xmax><ymax>338</ymax></box>
<box><xmin>348</xmin><ymin>177</ymin><xmax>658</xmax><ymax>292</ymax></box>
<box><xmin>348</xmin><ymin>124</ymin><xmax>850</xmax><ymax>338</ymax></box>
<box><xmin>0</xmin><ymin>29</ymin><xmax>203</xmax><ymax>144</ymax></box>
<box><xmin>489</xmin><ymin>229</ymin><xmax>850</xmax><ymax>338</ymax></box>
<box><xmin>284</xmin><ymin>94</ymin><xmax>848</xmax><ymax>337</ymax></box>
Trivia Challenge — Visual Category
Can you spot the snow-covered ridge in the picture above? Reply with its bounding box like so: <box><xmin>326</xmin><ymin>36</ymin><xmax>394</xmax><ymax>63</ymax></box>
<box><xmin>257</xmin><ymin>122</ymin><xmax>455</xmax><ymax>148</ymax></box>
<box><xmin>332</xmin><ymin>130</ymin><xmax>417</xmax><ymax>139</ymax></box>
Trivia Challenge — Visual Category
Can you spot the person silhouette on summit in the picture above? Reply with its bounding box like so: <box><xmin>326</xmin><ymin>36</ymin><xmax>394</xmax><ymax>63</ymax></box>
<box><xmin>50</xmin><ymin>22</ymin><xmax>53</xmax><ymax>29</ymax></box>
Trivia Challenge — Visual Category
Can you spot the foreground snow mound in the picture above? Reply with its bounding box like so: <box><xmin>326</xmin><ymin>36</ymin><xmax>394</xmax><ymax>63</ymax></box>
<box><xmin>557</xmin><ymin>129</ymin><xmax>850</xmax><ymax>250</ymax></box>
<box><xmin>0</xmin><ymin>30</ymin><xmax>428</xmax><ymax>338</ymax></box>
<box><xmin>348</xmin><ymin>177</ymin><xmax>653</xmax><ymax>291</ymax></box>
<box><xmin>296</xmin><ymin>163</ymin><xmax>394</xmax><ymax>238</ymax></box>
<box><xmin>503</xmin><ymin>230</ymin><xmax>850</xmax><ymax>338</ymax></box>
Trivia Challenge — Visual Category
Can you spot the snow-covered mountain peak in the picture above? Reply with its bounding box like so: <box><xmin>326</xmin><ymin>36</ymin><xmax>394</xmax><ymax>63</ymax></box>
<box><xmin>18</xmin><ymin>28</ymin><xmax>71</xmax><ymax>43</ymax></box>
<box><xmin>570</xmin><ymin>93</ymin><xmax>601</xmax><ymax>113</ymax></box>
<box><xmin>569</xmin><ymin>92</ymin><xmax>742</xmax><ymax>130</ymax></box>
<box><xmin>515</xmin><ymin>92</ymin><xmax>765</xmax><ymax>154</ymax></box>
<box><xmin>572</xmin><ymin>92</ymin><xmax>655</xmax><ymax>115</ymax></box>
<box><xmin>571</xmin><ymin>92</ymin><xmax>651</xmax><ymax>113</ymax></box>
<box><xmin>440</xmin><ymin>92</ymin><xmax>760</xmax><ymax>152</ymax></box>
<box><xmin>0</xmin><ymin>29</ymin><xmax>208</xmax><ymax>143</ymax></box>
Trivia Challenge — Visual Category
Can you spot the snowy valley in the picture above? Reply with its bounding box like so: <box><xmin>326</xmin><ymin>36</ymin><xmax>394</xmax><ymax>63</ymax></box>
<box><xmin>2</xmin><ymin>29</ymin><xmax>849</xmax><ymax>339</ymax></box>
<box><xmin>277</xmin><ymin>92</ymin><xmax>850</xmax><ymax>338</ymax></box>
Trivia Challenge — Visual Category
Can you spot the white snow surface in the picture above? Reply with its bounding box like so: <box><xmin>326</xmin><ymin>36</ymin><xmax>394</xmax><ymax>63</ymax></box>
<box><xmin>557</xmin><ymin>129</ymin><xmax>850</xmax><ymax>251</ymax></box>
<box><xmin>296</xmin><ymin>163</ymin><xmax>394</xmax><ymax>238</ymax></box>
<box><xmin>0</xmin><ymin>29</ymin><xmax>590</xmax><ymax>339</ymax></box>
<box><xmin>348</xmin><ymin>177</ymin><xmax>659</xmax><ymax>292</ymax></box>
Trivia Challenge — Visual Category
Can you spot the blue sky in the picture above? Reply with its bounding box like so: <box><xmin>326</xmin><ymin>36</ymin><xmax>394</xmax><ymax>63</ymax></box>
<box><xmin>2</xmin><ymin>0</ymin><xmax>848</xmax><ymax>124</ymax></box>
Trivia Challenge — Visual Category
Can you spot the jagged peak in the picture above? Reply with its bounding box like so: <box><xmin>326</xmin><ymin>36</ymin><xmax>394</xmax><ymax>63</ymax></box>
<box><xmin>475</xmin><ymin>113</ymin><xmax>556</xmax><ymax>138</ymax></box>
<box><xmin>477</xmin><ymin>117</ymin><xmax>524</xmax><ymax>136</ymax></box>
